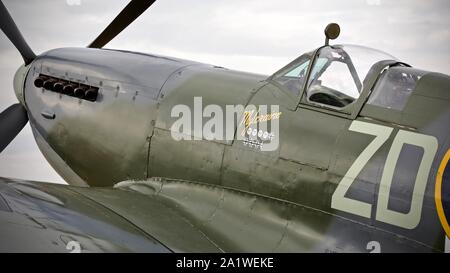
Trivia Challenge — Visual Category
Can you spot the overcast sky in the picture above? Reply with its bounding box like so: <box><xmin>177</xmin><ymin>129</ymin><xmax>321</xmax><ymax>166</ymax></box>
<box><xmin>0</xmin><ymin>0</ymin><xmax>449</xmax><ymax>185</ymax></box>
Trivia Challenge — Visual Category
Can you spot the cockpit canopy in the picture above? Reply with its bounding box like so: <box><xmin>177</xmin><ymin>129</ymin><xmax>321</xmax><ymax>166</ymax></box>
<box><xmin>272</xmin><ymin>44</ymin><xmax>404</xmax><ymax>109</ymax></box>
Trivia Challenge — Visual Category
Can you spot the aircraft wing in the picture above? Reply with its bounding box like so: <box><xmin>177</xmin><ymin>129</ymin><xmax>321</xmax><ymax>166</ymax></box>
<box><xmin>0</xmin><ymin>177</ymin><xmax>441</xmax><ymax>253</ymax></box>
<box><xmin>0</xmin><ymin>177</ymin><xmax>219</xmax><ymax>252</ymax></box>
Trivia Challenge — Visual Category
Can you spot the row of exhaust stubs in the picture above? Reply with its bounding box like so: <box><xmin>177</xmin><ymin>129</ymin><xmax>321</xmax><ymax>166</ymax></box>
<box><xmin>34</xmin><ymin>74</ymin><xmax>99</xmax><ymax>102</ymax></box>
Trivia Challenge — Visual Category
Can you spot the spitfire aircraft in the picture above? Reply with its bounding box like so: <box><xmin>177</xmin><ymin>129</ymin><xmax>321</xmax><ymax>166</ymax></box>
<box><xmin>0</xmin><ymin>0</ymin><xmax>449</xmax><ymax>253</ymax></box>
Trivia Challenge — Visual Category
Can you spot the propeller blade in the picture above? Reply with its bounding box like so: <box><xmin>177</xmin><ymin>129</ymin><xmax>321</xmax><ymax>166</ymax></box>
<box><xmin>88</xmin><ymin>0</ymin><xmax>156</xmax><ymax>48</ymax></box>
<box><xmin>0</xmin><ymin>1</ymin><xmax>35</xmax><ymax>65</ymax></box>
<box><xmin>0</xmin><ymin>104</ymin><xmax>28</xmax><ymax>153</ymax></box>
